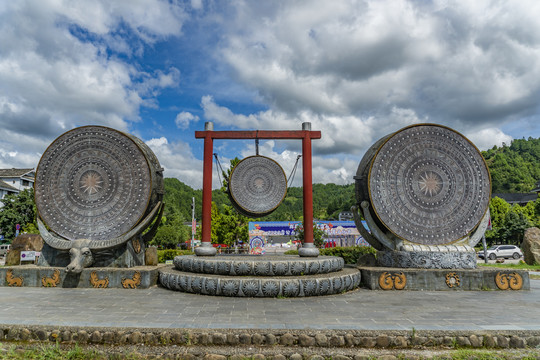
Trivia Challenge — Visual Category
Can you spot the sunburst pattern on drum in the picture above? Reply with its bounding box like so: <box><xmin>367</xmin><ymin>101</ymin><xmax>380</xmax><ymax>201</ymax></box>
<box><xmin>368</xmin><ymin>124</ymin><xmax>490</xmax><ymax>245</ymax></box>
<box><xmin>35</xmin><ymin>126</ymin><xmax>152</xmax><ymax>240</ymax></box>
<box><xmin>228</xmin><ymin>155</ymin><xmax>287</xmax><ymax>217</ymax></box>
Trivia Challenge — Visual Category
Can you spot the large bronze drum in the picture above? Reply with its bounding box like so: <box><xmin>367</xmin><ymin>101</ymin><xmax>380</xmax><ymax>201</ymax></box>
<box><xmin>356</xmin><ymin>124</ymin><xmax>491</xmax><ymax>246</ymax></box>
<box><xmin>228</xmin><ymin>155</ymin><xmax>287</xmax><ymax>217</ymax></box>
<box><xmin>35</xmin><ymin>126</ymin><xmax>164</xmax><ymax>242</ymax></box>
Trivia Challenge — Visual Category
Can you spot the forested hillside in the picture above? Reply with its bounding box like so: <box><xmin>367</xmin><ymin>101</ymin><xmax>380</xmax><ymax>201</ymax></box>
<box><xmin>163</xmin><ymin>178</ymin><xmax>355</xmax><ymax>222</ymax></box>
<box><xmin>482</xmin><ymin>137</ymin><xmax>540</xmax><ymax>193</ymax></box>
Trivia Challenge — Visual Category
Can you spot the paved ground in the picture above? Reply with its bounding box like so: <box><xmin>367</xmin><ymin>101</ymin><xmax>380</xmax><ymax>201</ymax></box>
<box><xmin>1</xmin><ymin>279</ymin><xmax>539</xmax><ymax>331</ymax></box>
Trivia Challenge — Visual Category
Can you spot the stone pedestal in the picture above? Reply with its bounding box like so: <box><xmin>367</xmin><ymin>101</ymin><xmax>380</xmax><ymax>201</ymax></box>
<box><xmin>360</xmin><ymin>266</ymin><xmax>529</xmax><ymax>291</ymax></box>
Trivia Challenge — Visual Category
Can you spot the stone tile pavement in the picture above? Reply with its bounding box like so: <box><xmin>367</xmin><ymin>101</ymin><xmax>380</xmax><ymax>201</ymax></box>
<box><xmin>0</xmin><ymin>280</ymin><xmax>539</xmax><ymax>331</ymax></box>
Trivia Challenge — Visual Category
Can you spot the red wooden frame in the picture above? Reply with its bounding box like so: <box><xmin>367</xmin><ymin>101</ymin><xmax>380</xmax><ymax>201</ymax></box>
<box><xmin>195</xmin><ymin>125</ymin><xmax>321</xmax><ymax>248</ymax></box>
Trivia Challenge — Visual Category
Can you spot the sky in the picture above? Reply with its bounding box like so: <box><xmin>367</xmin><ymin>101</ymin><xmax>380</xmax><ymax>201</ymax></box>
<box><xmin>1</xmin><ymin>0</ymin><xmax>540</xmax><ymax>189</ymax></box>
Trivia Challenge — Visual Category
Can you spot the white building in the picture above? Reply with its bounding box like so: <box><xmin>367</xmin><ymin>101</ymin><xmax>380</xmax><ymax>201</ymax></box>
<box><xmin>0</xmin><ymin>168</ymin><xmax>35</xmax><ymax>203</ymax></box>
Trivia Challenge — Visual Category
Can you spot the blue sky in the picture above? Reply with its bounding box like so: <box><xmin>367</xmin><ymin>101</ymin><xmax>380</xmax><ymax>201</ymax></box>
<box><xmin>1</xmin><ymin>0</ymin><xmax>540</xmax><ymax>189</ymax></box>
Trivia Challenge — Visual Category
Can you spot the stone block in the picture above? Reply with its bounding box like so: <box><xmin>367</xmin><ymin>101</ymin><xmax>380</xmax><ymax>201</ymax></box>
<box><xmin>145</xmin><ymin>247</ymin><xmax>158</xmax><ymax>266</ymax></box>
<box><xmin>280</xmin><ymin>333</ymin><xmax>295</xmax><ymax>346</ymax></box>
<box><xmin>522</xmin><ymin>227</ymin><xmax>540</xmax><ymax>265</ymax></box>
<box><xmin>5</xmin><ymin>234</ymin><xmax>43</xmax><ymax>266</ymax></box>
<box><xmin>298</xmin><ymin>334</ymin><xmax>315</xmax><ymax>347</ymax></box>
<box><xmin>509</xmin><ymin>336</ymin><xmax>526</xmax><ymax>349</ymax></box>
<box><xmin>265</xmin><ymin>334</ymin><xmax>277</xmax><ymax>345</ymax></box>
<box><xmin>314</xmin><ymin>334</ymin><xmax>328</xmax><ymax>346</ymax></box>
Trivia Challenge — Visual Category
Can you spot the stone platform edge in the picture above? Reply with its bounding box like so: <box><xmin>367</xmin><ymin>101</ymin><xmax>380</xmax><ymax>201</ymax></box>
<box><xmin>1</xmin><ymin>324</ymin><xmax>539</xmax><ymax>350</ymax></box>
<box><xmin>0</xmin><ymin>265</ymin><xmax>161</xmax><ymax>289</ymax></box>
<box><xmin>359</xmin><ymin>266</ymin><xmax>530</xmax><ymax>291</ymax></box>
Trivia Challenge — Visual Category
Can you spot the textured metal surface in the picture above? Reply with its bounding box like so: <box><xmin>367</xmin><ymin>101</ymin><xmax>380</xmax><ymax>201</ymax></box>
<box><xmin>366</xmin><ymin>124</ymin><xmax>490</xmax><ymax>246</ymax></box>
<box><xmin>35</xmin><ymin>126</ymin><xmax>162</xmax><ymax>241</ymax></box>
<box><xmin>228</xmin><ymin>155</ymin><xmax>287</xmax><ymax>217</ymax></box>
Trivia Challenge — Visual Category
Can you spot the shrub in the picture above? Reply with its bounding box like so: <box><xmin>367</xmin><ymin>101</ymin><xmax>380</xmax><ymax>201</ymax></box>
<box><xmin>284</xmin><ymin>246</ymin><xmax>375</xmax><ymax>264</ymax></box>
<box><xmin>157</xmin><ymin>249</ymin><xmax>194</xmax><ymax>263</ymax></box>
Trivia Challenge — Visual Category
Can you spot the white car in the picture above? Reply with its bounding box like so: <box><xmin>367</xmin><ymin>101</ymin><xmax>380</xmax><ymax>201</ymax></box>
<box><xmin>478</xmin><ymin>245</ymin><xmax>523</xmax><ymax>260</ymax></box>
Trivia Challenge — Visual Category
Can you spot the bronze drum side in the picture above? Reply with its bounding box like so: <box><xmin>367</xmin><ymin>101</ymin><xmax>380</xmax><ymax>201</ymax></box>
<box><xmin>35</xmin><ymin>126</ymin><xmax>164</xmax><ymax>243</ymax></box>
<box><xmin>228</xmin><ymin>155</ymin><xmax>287</xmax><ymax>218</ymax></box>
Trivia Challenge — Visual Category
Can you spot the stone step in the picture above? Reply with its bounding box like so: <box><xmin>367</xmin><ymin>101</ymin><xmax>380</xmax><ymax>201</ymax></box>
<box><xmin>173</xmin><ymin>255</ymin><xmax>345</xmax><ymax>276</ymax></box>
<box><xmin>159</xmin><ymin>265</ymin><xmax>361</xmax><ymax>297</ymax></box>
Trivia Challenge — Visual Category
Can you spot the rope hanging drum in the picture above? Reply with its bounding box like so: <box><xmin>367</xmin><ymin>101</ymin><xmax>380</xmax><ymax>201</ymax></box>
<box><xmin>228</xmin><ymin>155</ymin><xmax>287</xmax><ymax>218</ymax></box>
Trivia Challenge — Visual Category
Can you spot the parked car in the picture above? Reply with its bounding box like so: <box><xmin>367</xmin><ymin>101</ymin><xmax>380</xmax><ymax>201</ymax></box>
<box><xmin>0</xmin><ymin>244</ymin><xmax>10</xmax><ymax>256</ymax></box>
<box><xmin>478</xmin><ymin>245</ymin><xmax>523</xmax><ymax>260</ymax></box>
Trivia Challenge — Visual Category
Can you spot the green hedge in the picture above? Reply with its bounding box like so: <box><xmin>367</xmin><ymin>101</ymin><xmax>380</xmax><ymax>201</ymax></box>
<box><xmin>157</xmin><ymin>249</ymin><xmax>194</xmax><ymax>263</ymax></box>
<box><xmin>284</xmin><ymin>246</ymin><xmax>376</xmax><ymax>264</ymax></box>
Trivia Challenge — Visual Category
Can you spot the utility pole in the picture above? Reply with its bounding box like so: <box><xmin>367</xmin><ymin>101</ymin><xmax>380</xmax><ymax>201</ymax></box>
<box><xmin>191</xmin><ymin>197</ymin><xmax>196</xmax><ymax>250</ymax></box>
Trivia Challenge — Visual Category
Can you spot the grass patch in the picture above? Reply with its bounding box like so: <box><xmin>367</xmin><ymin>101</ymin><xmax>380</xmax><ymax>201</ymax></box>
<box><xmin>477</xmin><ymin>262</ymin><xmax>540</xmax><ymax>271</ymax></box>
<box><xmin>0</xmin><ymin>342</ymin><xmax>118</xmax><ymax>360</ymax></box>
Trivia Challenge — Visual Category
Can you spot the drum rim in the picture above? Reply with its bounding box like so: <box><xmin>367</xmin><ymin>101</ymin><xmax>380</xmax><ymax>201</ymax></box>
<box><xmin>35</xmin><ymin>125</ymin><xmax>154</xmax><ymax>240</ymax></box>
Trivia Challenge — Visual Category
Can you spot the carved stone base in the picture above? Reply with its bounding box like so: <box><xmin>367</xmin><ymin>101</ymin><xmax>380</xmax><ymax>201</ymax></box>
<box><xmin>174</xmin><ymin>255</ymin><xmax>344</xmax><ymax>276</ymax></box>
<box><xmin>377</xmin><ymin>250</ymin><xmax>477</xmax><ymax>269</ymax></box>
<box><xmin>159</xmin><ymin>265</ymin><xmax>361</xmax><ymax>297</ymax></box>
<box><xmin>360</xmin><ymin>266</ymin><xmax>530</xmax><ymax>291</ymax></box>
<box><xmin>0</xmin><ymin>265</ymin><xmax>158</xmax><ymax>289</ymax></box>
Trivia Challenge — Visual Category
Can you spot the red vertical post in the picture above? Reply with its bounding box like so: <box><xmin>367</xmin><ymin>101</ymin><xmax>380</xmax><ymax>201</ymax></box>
<box><xmin>196</xmin><ymin>122</ymin><xmax>217</xmax><ymax>256</ymax></box>
<box><xmin>299</xmin><ymin>122</ymin><xmax>319</xmax><ymax>257</ymax></box>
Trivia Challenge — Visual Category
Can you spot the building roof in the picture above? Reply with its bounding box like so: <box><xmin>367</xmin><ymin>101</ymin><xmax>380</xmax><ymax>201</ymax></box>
<box><xmin>0</xmin><ymin>168</ymin><xmax>34</xmax><ymax>177</ymax></box>
<box><xmin>492</xmin><ymin>193</ymin><xmax>538</xmax><ymax>204</ymax></box>
<box><xmin>0</xmin><ymin>180</ymin><xmax>18</xmax><ymax>192</ymax></box>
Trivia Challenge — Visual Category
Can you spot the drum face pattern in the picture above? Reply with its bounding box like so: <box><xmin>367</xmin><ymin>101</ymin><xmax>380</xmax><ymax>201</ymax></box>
<box><xmin>368</xmin><ymin>124</ymin><xmax>490</xmax><ymax>245</ymax></box>
<box><xmin>35</xmin><ymin>126</ymin><xmax>153</xmax><ymax>241</ymax></box>
<box><xmin>228</xmin><ymin>155</ymin><xmax>287</xmax><ymax>217</ymax></box>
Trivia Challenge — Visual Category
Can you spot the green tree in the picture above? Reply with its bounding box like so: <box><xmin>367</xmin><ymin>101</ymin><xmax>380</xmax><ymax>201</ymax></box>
<box><xmin>500</xmin><ymin>208</ymin><xmax>533</xmax><ymax>245</ymax></box>
<box><xmin>151</xmin><ymin>225</ymin><xmax>181</xmax><ymax>249</ymax></box>
<box><xmin>0</xmin><ymin>189</ymin><xmax>36</xmax><ymax>241</ymax></box>
<box><xmin>215</xmin><ymin>205</ymin><xmax>249</xmax><ymax>246</ymax></box>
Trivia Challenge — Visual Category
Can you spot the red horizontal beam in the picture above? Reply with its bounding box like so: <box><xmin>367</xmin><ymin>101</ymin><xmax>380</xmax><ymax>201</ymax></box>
<box><xmin>195</xmin><ymin>130</ymin><xmax>321</xmax><ymax>140</ymax></box>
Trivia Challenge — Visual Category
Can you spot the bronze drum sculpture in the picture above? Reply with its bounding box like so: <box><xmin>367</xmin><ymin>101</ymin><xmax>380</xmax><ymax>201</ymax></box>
<box><xmin>353</xmin><ymin>124</ymin><xmax>491</xmax><ymax>269</ymax></box>
<box><xmin>35</xmin><ymin>126</ymin><xmax>164</xmax><ymax>273</ymax></box>
<box><xmin>228</xmin><ymin>155</ymin><xmax>287</xmax><ymax>217</ymax></box>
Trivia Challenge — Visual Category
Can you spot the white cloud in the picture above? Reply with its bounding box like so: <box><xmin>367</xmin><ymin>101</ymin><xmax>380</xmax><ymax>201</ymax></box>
<box><xmin>175</xmin><ymin>111</ymin><xmax>200</xmax><ymax>130</ymax></box>
<box><xmin>465</xmin><ymin>128</ymin><xmax>514</xmax><ymax>151</ymax></box>
<box><xmin>0</xmin><ymin>0</ymin><xmax>186</xmax><ymax>169</ymax></box>
<box><xmin>145</xmin><ymin>137</ymin><xmax>222</xmax><ymax>189</ymax></box>
<box><xmin>217</xmin><ymin>0</ymin><xmax>540</xmax><ymax>147</ymax></box>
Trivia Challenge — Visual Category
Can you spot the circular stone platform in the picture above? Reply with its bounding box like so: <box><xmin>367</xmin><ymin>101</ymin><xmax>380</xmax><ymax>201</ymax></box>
<box><xmin>159</xmin><ymin>265</ymin><xmax>361</xmax><ymax>297</ymax></box>
<box><xmin>173</xmin><ymin>255</ymin><xmax>344</xmax><ymax>276</ymax></box>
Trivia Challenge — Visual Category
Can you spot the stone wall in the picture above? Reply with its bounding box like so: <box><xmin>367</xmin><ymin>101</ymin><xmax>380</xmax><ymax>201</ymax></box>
<box><xmin>1</xmin><ymin>325</ymin><xmax>539</xmax><ymax>359</ymax></box>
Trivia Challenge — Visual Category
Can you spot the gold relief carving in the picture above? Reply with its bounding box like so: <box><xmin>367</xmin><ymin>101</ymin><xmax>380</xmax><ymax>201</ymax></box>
<box><xmin>121</xmin><ymin>271</ymin><xmax>141</xmax><ymax>289</ymax></box>
<box><xmin>42</xmin><ymin>269</ymin><xmax>61</xmax><ymax>287</ymax></box>
<box><xmin>132</xmin><ymin>238</ymin><xmax>142</xmax><ymax>254</ymax></box>
<box><xmin>90</xmin><ymin>271</ymin><xmax>109</xmax><ymax>288</ymax></box>
<box><xmin>378</xmin><ymin>272</ymin><xmax>407</xmax><ymax>290</ymax></box>
<box><xmin>6</xmin><ymin>270</ymin><xmax>23</xmax><ymax>287</ymax></box>
<box><xmin>445</xmin><ymin>272</ymin><xmax>460</xmax><ymax>288</ymax></box>
<box><xmin>495</xmin><ymin>272</ymin><xmax>523</xmax><ymax>290</ymax></box>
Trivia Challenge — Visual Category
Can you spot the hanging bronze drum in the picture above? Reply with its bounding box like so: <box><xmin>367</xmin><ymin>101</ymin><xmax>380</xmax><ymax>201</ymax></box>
<box><xmin>35</xmin><ymin>125</ymin><xmax>164</xmax><ymax>241</ymax></box>
<box><xmin>355</xmin><ymin>124</ymin><xmax>491</xmax><ymax>246</ymax></box>
<box><xmin>228</xmin><ymin>155</ymin><xmax>287</xmax><ymax>217</ymax></box>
